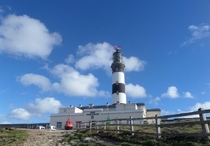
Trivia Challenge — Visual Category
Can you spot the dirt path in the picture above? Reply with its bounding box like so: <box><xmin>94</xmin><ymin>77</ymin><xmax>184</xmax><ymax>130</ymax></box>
<box><xmin>22</xmin><ymin>129</ymin><xmax>74</xmax><ymax>146</ymax></box>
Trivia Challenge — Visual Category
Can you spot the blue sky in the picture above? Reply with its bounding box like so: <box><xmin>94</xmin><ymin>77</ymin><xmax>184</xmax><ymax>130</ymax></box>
<box><xmin>0</xmin><ymin>0</ymin><xmax>210</xmax><ymax>123</ymax></box>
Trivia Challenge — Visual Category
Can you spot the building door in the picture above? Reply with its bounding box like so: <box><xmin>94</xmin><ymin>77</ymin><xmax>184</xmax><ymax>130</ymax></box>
<box><xmin>56</xmin><ymin>122</ymin><xmax>62</xmax><ymax>129</ymax></box>
<box><xmin>76</xmin><ymin>121</ymin><xmax>82</xmax><ymax>128</ymax></box>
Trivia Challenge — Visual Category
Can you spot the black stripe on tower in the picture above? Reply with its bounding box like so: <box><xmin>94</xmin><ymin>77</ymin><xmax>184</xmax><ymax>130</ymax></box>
<box><xmin>112</xmin><ymin>83</ymin><xmax>125</xmax><ymax>94</ymax></box>
<box><xmin>112</xmin><ymin>67</ymin><xmax>124</xmax><ymax>73</ymax></box>
<box><xmin>111</xmin><ymin>50</ymin><xmax>125</xmax><ymax>73</ymax></box>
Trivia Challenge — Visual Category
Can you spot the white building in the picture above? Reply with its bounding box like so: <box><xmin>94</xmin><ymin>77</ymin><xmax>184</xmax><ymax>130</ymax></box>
<box><xmin>50</xmin><ymin>47</ymin><xmax>161</xmax><ymax>129</ymax></box>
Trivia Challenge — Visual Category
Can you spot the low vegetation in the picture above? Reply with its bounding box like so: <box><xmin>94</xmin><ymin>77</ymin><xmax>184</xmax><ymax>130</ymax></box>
<box><xmin>1</xmin><ymin>119</ymin><xmax>210</xmax><ymax>146</ymax></box>
<box><xmin>95</xmin><ymin>131</ymin><xmax>210</xmax><ymax>146</ymax></box>
<box><xmin>60</xmin><ymin>119</ymin><xmax>210</xmax><ymax>146</ymax></box>
<box><xmin>60</xmin><ymin>129</ymin><xmax>210</xmax><ymax>146</ymax></box>
<box><xmin>0</xmin><ymin>128</ymin><xmax>29</xmax><ymax>146</ymax></box>
<box><xmin>60</xmin><ymin>132</ymin><xmax>88</xmax><ymax>143</ymax></box>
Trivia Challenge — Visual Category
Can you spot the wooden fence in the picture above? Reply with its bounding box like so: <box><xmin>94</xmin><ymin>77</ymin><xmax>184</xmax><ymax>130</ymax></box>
<box><xmin>78</xmin><ymin>108</ymin><xmax>210</xmax><ymax>138</ymax></box>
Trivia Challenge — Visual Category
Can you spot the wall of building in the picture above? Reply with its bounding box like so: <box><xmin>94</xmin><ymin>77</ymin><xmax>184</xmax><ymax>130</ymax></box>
<box><xmin>146</xmin><ymin>110</ymin><xmax>161</xmax><ymax>124</ymax></box>
<box><xmin>50</xmin><ymin>103</ymin><xmax>161</xmax><ymax>129</ymax></box>
<box><xmin>59</xmin><ymin>107</ymin><xmax>83</xmax><ymax>114</ymax></box>
<box><xmin>50</xmin><ymin>108</ymin><xmax>145</xmax><ymax>129</ymax></box>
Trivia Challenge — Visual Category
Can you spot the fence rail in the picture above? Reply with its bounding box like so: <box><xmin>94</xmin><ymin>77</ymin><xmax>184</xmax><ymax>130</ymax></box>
<box><xmin>78</xmin><ymin>108</ymin><xmax>210</xmax><ymax>138</ymax></box>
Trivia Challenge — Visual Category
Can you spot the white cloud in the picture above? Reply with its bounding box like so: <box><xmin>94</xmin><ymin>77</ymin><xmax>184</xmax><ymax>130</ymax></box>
<box><xmin>51</xmin><ymin>64</ymin><xmax>107</xmax><ymax>97</ymax></box>
<box><xmin>176</xmin><ymin>109</ymin><xmax>199</xmax><ymax>118</ymax></box>
<box><xmin>161</xmin><ymin>109</ymin><xmax>199</xmax><ymax>118</ymax></box>
<box><xmin>183</xmin><ymin>92</ymin><xmax>194</xmax><ymax>98</ymax></box>
<box><xmin>182</xmin><ymin>24</ymin><xmax>210</xmax><ymax>45</ymax></box>
<box><xmin>1</xmin><ymin>121</ymin><xmax>11</xmax><ymax>124</ymax></box>
<box><xmin>17</xmin><ymin>42</ymin><xmax>145</xmax><ymax>98</ymax></box>
<box><xmin>190</xmin><ymin>102</ymin><xmax>210</xmax><ymax>111</ymax></box>
<box><xmin>26</xmin><ymin>97</ymin><xmax>62</xmax><ymax>114</ymax></box>
<box><xmin>149</xmin><ymin>97</ymin><xmax>161</xmax><ymax>105</ymax></box>
<box><xmin>8</xmin><ymin>97</ymin><xmax>62</xmax><ymax>120</ymax></box>
<box><xmin>0</xmin><ymin>14</ymin><xmax>62</xmax><ymax>59</ymax></box>
<box><xmin>19</xmin><ymin>64</ymin><xmax>109</xmax><ymax>97</ymax></box>
<box><xmin>126</xmin><ymin>83</ymin><xmax>147</xmax><ymax>98</ymax></box>
<box><xmin>75</xmin><ymin>42</ymin><xmax>113</xmax><ymax>71</ymax></box>
<box><xmin>162</xmin><ymin>86</ymin><xmax>179</xmax><ymax>98</ymax></box>
<box><xmin>162</xmin><ymin>87</ymin><xmax>194</xmax><ymax>99</ymax></box>
<box><xmin>19</xmin><ymin>73</ymin><xmax>51</xmax><ymax>91</ymax></box>
<box><xmin>0</xmin><ymin>114</ymin><xmax>6</xmax><ymax>120</ymax></box>
<box><xmin>123</xmin><ymin>56</ymin><xmax>146</xmax><ymax>72</ymax></box>
<box><xmin>0</xmin><ymin>8</ymin><xmax>4</xmax><ymax>13</ymax></box>
<box><xmin>162</xmin><ymin>102</ymin><xmax>210</xmax><ymax>118</ymax></box>
<box><xmin>75</xmin><ymin>42</ymin><xmax>146</xmax><ymax>72</ymax></box>
<box><xmin>65</xmin><ymin>54</ymin><xmax>75</xmax><ymax>64</ymax></box>
<box><xmin>160</xmin><ymin>110</ymin><xmax>176</xmax><ymax>116</ymax></box>
<box><xmin>10</xmin><ymin>108</ymin><xmax>31</xmax><ymax>120</ymax></box>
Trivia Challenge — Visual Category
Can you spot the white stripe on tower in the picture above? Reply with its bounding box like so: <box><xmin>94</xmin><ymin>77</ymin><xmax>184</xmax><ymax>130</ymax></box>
<box><xmin>111</xmin><ymin>46</ymin><xmax>126</xmax><ymax>104</ymax></box>
<box><xmin>112</xmin><ymin>72</ymin><xmax>125</xmax><ymax>84</ymax></box>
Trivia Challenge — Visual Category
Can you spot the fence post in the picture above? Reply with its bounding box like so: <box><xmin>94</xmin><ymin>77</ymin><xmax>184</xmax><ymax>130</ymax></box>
<box><xmin>155</xmin><ymin>115</ymin><xmax>161</xmax><ymax>138</ymax></box>
<box><xmin>116</xmin><ymin>118</ymin><xmax>119</xmax><ymax>133</ymax></box>
<box><xmin>198</xmin><ymin>108</ymin><xmax>209</xmax><ymax>136</ymax></box>
<box><xmin>79</xmin><ymin>122</ymin><xmax>81</xmax><ymax>129</ymax></box>
<box><xmin>96</xmin><ymin>122</ymin><xmax>98</xmax><ymax>133</ymax></box>
<box><xmin>104</xmin><ymin>121</ymin><xmax>106</xmax><ymax>132</ymax></box>
<box><xmin>76</xmin><ymin>123</ymin><xmax>80</xmax><ymax>129</ymax></box>
<box><xmin>89</xmin><ymin>121</ymin><xmax>92</xmax><ymax>132</ymax></box>
<box><xmin>130</xmin><ymin>116</ymin><xmax>134</xmax><ymax>136</ymax></box>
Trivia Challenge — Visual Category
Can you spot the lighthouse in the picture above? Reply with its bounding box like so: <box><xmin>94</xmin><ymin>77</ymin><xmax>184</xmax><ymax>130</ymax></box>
<box><xmin>111</xmin><ymin>46</ymin><xmax>126</xmax><ymax>104</ymax></box>
<box><xmin>50</xmin><ymin>46</ymin><xmax>161</xmax><ymax>128</ymax></box>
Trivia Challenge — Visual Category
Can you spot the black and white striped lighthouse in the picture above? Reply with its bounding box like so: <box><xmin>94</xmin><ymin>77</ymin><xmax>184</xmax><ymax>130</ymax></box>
<box><xmin>111</xmin><ymin>46</ymin><xmax>126</xmax><ymax>104</ymax></box>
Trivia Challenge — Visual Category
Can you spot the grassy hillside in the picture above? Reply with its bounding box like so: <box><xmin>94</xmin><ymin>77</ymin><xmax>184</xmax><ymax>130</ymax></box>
<box><xmin>1</xmin><ymin>118</ymin><xmax>210</xmax><ymax>146</ymax></box>
<box><xmin>0</xmin><ymin>128</ymin><xmax>29</xmax><ymax>146</ymax></box>
<box><xmin>60</xmin><ymin>119</ymin><xmax>210</xmax><ymax>146</ymax></box>
<box><xmin>61</xmin><ymin>129</ymin><xmax>210</xmax><ymax>146</ymax></box>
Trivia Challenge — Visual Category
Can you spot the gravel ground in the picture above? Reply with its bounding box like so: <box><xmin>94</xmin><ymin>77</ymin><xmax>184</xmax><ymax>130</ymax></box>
<box><xmin>22</xmin><ymin>129</ymin><xmax>74</xmax><ymax>146</ymax></box>
<box><xmin>21</xmin><ymin>129</ymin><xmax>119</xmax><ymax>146</ymax></box>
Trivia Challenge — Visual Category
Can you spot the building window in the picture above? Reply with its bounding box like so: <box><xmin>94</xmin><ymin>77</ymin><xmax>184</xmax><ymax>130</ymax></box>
<box><xmin>92</xmin><ymin>121</ymin><xmax>96</xmax><ymax>126</ymax></box>
<box><xmin>57</xmin><ymin>122</ymin><xmax>62</xmax><ymax>129</ymax></box>
<box><xmin>91</xmin><ymin>115</ymin><xmax>94</xmax><ymax>119</ymax></box>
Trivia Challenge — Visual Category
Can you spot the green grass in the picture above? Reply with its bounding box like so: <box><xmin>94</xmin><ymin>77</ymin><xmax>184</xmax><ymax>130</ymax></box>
<box><xmin>0</xmin><ymin>128</ymin><xmax>29</xmax><ymax>146</ymax></box>
<box><xmin>72</xmin><ymin>119</ymin><xmax>210</xmax><ymax>145</ymax></box>
<box><xmin>67</xmin><ymin>129</ymin><xmax>210</xmax><ymax>146</ymax></box>
<box><xmin>93</xmin><ymin>119</ymin><xmax>208</xmax><ymax>135</ymax></box>
<box><xmin>60</xmin><ymin>132</ymin><xmax>88</xmax><ymax>143</ymax></box>
<box><xmin>90</xmin><ymin>131</ymin><xmax>210</xmax><ymax>146</ymax></box>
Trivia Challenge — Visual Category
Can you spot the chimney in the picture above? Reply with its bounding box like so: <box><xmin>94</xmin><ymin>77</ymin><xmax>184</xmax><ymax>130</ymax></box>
<box><xmin>89</xmin><ymin>103</ymin><xmax>94</xmax><ymax>108</ymax></box>
<box><xmin>106</xmin><ymin>102</ymin><xmax>109</xmax><ymax>107</ymax></box>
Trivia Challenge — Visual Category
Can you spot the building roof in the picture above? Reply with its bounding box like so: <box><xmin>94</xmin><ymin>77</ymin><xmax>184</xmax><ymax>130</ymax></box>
<box><xmin>77</xmin><ymin>102</ymin><xmax>146</xmax><ymax>110</ymax></box>
<box><xmin>147</xmin><ymin>108</ymin><xmax>161</xmax><ymax>112</ymax></box>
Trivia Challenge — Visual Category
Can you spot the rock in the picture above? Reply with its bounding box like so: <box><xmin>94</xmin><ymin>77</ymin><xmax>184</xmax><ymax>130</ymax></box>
<box><xmin>83</xmin><ymin>137</ymin><xmax>96</xmax><ymax>143</ymax></box>
<box><xmin>69</xmin><ymin>139</ymin><xmax>80</xmax><ymax>145</ymax></box>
